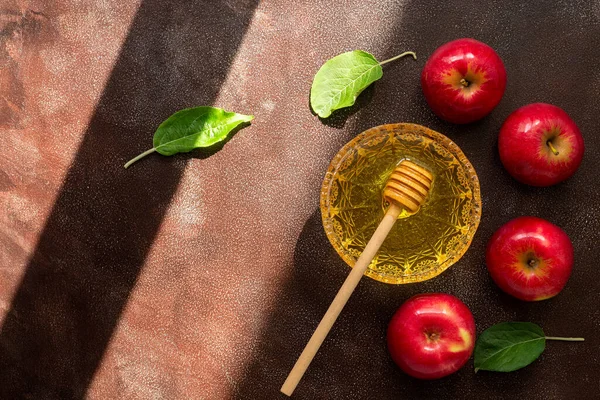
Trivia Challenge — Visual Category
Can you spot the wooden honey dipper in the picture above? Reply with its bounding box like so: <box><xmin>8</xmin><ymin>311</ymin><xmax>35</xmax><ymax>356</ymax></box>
<box><xmin>281</xmin><ymin>160</ymin><xmax>433</xmax><ymax>396</ymax></box>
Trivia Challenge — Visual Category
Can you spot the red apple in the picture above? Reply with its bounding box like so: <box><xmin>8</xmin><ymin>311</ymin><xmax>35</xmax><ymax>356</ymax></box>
<box><xmin>486</xmin><ymin>216</ymin><xmax>573</xmax><ymax>301</ymax></box>
<box><xmin>498</xmin><ymin>103</ymin><xmax>584</xmax><ymax>186</ymax></box>
<box><xmin>387</xmin><ymin>293</ymin><xmax>475</xmax><ymax>379</ymax></box>
<box><xmin>421</xmin><ymin>38</ymin><xmax>506</xmax><ymax>124</ymax></box>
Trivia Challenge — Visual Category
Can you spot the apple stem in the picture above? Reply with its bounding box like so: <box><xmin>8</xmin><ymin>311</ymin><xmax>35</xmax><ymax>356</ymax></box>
<box><xmin>379</xmin><ymin>51</ymin><xmax>417</xmax><ymax>66</ymax></box>
<box><xmin>460</xmin><ymin>78</ymin><xmax>470</xmax><ymax>87</ymax></box>
<box><xmin>546</xmin><ymin>140</ymin><xmax>559</xmax><ymax>156</ymax></box>
<box><xmin>545</xmin><ymin>336</ymin><xmax>585</xmax><ymax>342</ymax></box>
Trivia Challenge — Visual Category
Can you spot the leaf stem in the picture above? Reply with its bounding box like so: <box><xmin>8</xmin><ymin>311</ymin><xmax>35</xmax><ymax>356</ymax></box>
<box><xmin>545</xmin><ymin>336</ymin><xmax>585</xmax><ymax>342</ymax></box>
<box><xmin>379</xmin><ymin>51</ymin><xmax>417</xmax><ymax>66</ymax></box>
<box><xmin>124</xmin><ymin>148</ymin><xmax>157</xmax><ymax>169</ymax></box>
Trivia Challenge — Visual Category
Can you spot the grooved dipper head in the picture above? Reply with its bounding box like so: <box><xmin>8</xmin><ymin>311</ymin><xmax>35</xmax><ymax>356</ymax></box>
<box><xmin>383</xmin><ymin>160</ymin><xmax>433</xmax><ymax>213</ymax></box>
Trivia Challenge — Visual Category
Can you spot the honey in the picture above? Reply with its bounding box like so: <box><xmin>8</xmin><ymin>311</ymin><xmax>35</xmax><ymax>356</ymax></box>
<box><xmin>320</xmin><ymin>123</ymin><xmax>481</xmax><ymax>284</ymax></box>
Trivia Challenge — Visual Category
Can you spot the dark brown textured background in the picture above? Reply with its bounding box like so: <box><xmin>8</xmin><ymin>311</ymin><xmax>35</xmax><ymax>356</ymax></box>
<box><xmin>1</xmin><ymin>0</ymin><xmax>599</xmax><ymax>399</ymax></box>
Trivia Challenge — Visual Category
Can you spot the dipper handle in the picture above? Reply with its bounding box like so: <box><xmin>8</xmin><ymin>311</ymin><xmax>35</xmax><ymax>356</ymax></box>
<box><xmin>280</xmin><ymin>203</ymin><xmax>402</xmax><ymax>396</ymax></box>
<box><xmin>281</xmin><ymin>160</ymin><xmax>433</xmax><ymax>396</ymax></box>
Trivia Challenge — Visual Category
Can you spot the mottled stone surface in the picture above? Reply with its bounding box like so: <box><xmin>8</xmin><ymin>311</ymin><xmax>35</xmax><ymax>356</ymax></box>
<box><xmin>1</xmin><ymin>0</ymin><xmax>599</xmax><ymax>399</ymax></box>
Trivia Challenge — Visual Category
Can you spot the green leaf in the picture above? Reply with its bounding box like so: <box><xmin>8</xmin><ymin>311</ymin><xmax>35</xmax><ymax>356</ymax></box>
<box><xmin>310</xmin><ymin>50</ymin><xmax>382</xmax><ymax>118</ymax></box>
<box><xmin>310</xmin><ymin>50</ymin><xmax>416</xmax><ymax>118</ymax></box>
<box><xmin>124</xmin><ymin>106</ymin><xmax>253</xmax><ymax>168</ymax></box>
<box><xmin>474</xmin><ymin>322</ymin><xmax>546</xmax><ymax>373</ymax></box>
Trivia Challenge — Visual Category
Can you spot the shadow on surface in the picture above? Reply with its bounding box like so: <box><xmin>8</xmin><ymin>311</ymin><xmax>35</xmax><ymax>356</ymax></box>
<box><xmin>238</xmin><ymin>0</ymin><xmax>600</xmax><ymax>399</ymax></box>
<box><xmin>310</xmin><ymin>85</ymin><xmax>376</xmax><ymax>129</ymax></box>
<box><xmin>235</xmin><ymin>209</ymin><xmax>484</xmax><ymax>400</ymax></box>
<box><xmin>0</xmin><ymin>1</ymin><xmax>257</xmax><ymax>398</ymax></box>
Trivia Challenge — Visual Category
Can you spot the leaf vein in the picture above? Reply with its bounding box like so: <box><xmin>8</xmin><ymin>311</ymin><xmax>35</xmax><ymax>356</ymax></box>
<box><xmin>478</xmin><ymin>337</ymin><xmax>544</xmax><ymax>369</ymax></box>
<box><xmin>317</xmin><ymin>63</ymin><xmax>380</xmax><ymax>112</ymax></box>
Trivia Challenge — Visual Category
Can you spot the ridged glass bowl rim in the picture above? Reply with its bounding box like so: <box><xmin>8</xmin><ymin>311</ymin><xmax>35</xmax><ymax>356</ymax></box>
<box><xmin>320</xmin><ymin>123</ymin><xmax>482</xmax><ymax>284</ymax></box>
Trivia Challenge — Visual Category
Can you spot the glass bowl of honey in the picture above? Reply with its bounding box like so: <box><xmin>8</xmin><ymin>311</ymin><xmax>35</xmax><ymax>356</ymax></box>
<box><xmin>320</xmin><ymin>123</ymin><xmax>481</xmax><ymax>284</ymax></box>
